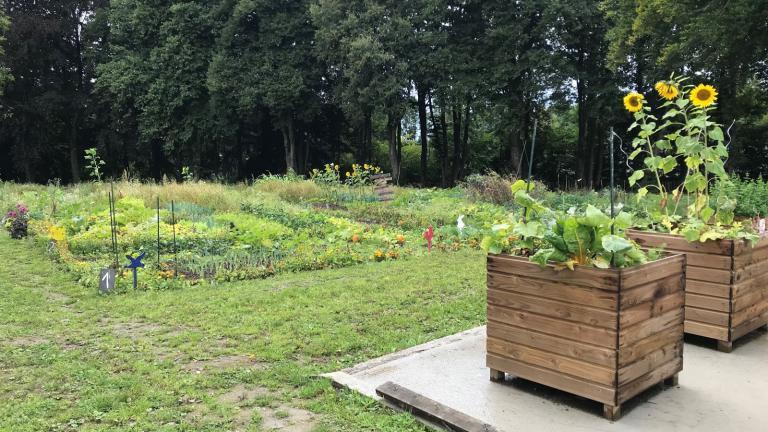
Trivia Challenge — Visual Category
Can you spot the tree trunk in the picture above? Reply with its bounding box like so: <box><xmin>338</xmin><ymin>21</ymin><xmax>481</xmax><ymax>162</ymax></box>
<box><xmin>452</xmin><ymin>104</ymin><xmax>462</xmax><ymax>183</ymax></box>
<box><xmin>387</xmin><ymin>113</ymin><xmax>402</xmax><ymax>184</ymax></box>
<box><xmin>576</xmin><ymin>75</ymin><xmax>588</xmax><ymax>189</ymax></box>
<box><xmin>439</xmin><ymin>102</ymin><xmax>450</xmax><ymax>188</ymax></box>
<box><xmin>459</xmin><ymin>101</ymin><xmax>471</xmax><ymax>180</ymax></box>
<box><xmin>417</xmin><ymin>84</ymin><xmax>429</xmax><ymax>185</ymax></box>
<box><xmin>281</xmin><ymin>116</ymin><xmax>297</xmax><ymax>173</ymax></box>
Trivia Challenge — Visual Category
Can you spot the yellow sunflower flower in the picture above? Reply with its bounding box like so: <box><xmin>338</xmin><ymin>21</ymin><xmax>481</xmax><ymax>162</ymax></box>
<box><xmin>623</xmin><ymin>92</ymin><xmax>644</xmax><ymax>112</ymax></box>
<box><xmin>689</xmin><ymin>84</ymin><xmax>717</xmax><ymax>108</ymax></box>
<box><xmin>654</xmin><ymin>81</ymin><xmax>679</xmax><ymax>100</ymax></box>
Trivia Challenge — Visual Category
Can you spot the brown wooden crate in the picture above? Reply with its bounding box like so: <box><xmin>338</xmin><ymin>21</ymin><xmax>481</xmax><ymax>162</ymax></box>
<box><xmin>618</xmin><ymin>325</ymin><xmax>683</xmax><ymax>367</ymax></box>
<box><xmin>686</xmin><ymin>293</ymin><xmax>730</xmax><ymax>312</ymax></box>
<box><xmin>620</xmin><ymin>274</ymin><xmax>683</xmax><ymax>308</ymax></box>
<box><xmin>488</xmin><ymin>289</ymin><xmax>617</xmax><ymax>329</ymax></box>
<box><xmin>486</xmin><ymin>354</ymin><xmax>617</xmax><ymax>405</ymax></box>
<box><xmin>687</xmin><ymin>280</ymin><xmax>731</xmax><ymax>298</ymax></box>
<box><xmin>617</xmin><ymin>357</ymin><xmax>682</xmax><ymax>404</ymax></box>
<box><xmin>685</xmin><ymin>307</ymin><xmax>729</xmax><ymax>327</ymax></box>
<box><xmin>487</xmin><ymin>255</ymin><xmax>619</xmax><ymax>290</ymax></box>
<box><xmin>487</xmin><ymin>337</ymin><xmax>616</xmax><ymax>386</ymax></box>
<box><xmin>684</xmin><ymin>252</ymin><xmax>731</xmax><ymax>269</ymax></box>
<box><xmin>619</xmin><ymin>308</ymin><xmax>683</xmax><ymax>347</ymax></box>
<box><xmin>620</xmin><ymin>254</ymin><xmax>685</xmax><ymax>289</ymax></box>
<box><xmin>733</xmin><ymin>287</ymin><xmax>767</xmax><ymax>312</ymax></box>
<box><xmin>734</xmin><ymin>238</ymin><xmax>768</xmax><ymax>267</ymax></box>
<box><xmin>733</xmin><ymin>259</ymin><xmax>768</xmax><ymax>284</ymax></box>
<box><xmin>487</xmin><ymin>321</ymin><xmax>616</xmax><ymax>368</ymax></box>
<box><xmin>617</xmin><ymin>342</ymin><xmax>682</xmax><ymax>386</ymax></box>
<box><xmin>733</xmin><ymin>271</ymin><xmax>768</xmax><ymax>297</ymax></box>
<box><xmin>487</xmin><ymin>305</ymin><xmax>617</xmax><ymax>348</ymax></box>
<box><xmin>733</xmin><ymin>236</ymin><xmax>768</xmax><ymax>257</ymax></box>
<box><xmin>687</xmin><ymin>266</ymin><xmax>731</xmax><ymax>284</ymax></box>
<box><xmin>620</xmin><ymin>292</ymin><xmax>684</xmax><ymax>328</ymax></box>
<box><xmin>684</xmin><ymin>320</ymin><xmax>728</xmax><ymax>341</ymax></box>
<box><xmin>488</xmin><ymin>272</ymin><xmax>617</xmax><ymax>310</ymax></box>
<box><xmin>628</xmin><ymin>230</ymin><xmax>734</xmax><ymax>255</ymax></box>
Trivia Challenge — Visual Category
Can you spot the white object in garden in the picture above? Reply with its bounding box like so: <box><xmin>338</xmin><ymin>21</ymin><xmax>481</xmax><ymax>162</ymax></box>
<box><xmin>760</xmin><ymin>218</ymin><xmax>766</xmax><ymax>235</ymax></box>
<box><xmin>457</xmin><ymin>215</ymin><xmax>465</xmax><ymax>232</ymax></box>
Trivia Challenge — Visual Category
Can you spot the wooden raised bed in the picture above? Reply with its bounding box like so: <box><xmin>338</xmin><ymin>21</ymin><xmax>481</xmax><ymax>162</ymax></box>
<box><xmin>486</xmin><ymin>254</ymin><xmax>686</xmax><ymax>420</ymax></box>
<box><xmin>629</xmin><ymin>230</ymin><xmax>768</xmax><ymax>352</ymax></box>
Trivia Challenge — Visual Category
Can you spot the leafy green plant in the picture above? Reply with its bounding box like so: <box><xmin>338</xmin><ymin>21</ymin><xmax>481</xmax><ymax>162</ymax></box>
<box><xmin>84</xmin><ymin>148</ymin><xmax>106</xmax><ymax>182</ymax></box>
<box><xmin>181</xmin><ymin>166</ymin><xmax>195</xmax><ymax>183</ymax></box>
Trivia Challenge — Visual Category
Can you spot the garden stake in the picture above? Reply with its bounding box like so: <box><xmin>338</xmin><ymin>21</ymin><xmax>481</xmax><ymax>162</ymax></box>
<box><xmin>156</xmin><ymin>197</ymin><xmax>161</xmax><ymax>268</ymax></box>
<box><xmin>523</xmin><ymin>118</ymin><xmax>538</xmax><ymax>223</ymax></box>
<box><xmin>108</xmin><ymin>184</ymin><xmax>119</xmax><ymax>268</ymax></box>
<box><xmin>609</xmin><ymin>127</ymin><xmax>616</xmax><ymax>267</ymax></box>
<box><xmin>171</xmin><ymin>200</ymin><xmax>178</xmax><ymax>278</ymax></box>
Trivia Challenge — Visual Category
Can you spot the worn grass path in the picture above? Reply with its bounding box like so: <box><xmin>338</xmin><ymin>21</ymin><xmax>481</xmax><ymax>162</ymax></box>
<box><xmin>0</xmin><ymin>235</ymin><xmax>486</xmax><ymax>431</ymax></box>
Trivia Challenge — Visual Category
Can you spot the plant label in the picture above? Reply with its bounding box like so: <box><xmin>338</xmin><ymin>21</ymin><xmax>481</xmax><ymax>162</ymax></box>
<box><xmin>99</xmin><ymin>268</ymin><xmax>116</xmax><ymax>293</ymax></box>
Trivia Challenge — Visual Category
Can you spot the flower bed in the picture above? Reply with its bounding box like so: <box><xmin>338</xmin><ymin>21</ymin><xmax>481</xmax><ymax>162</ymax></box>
<box><xmin>487</xmin><ymin>253</ymin><xmax>685</xmax><ymax>420</ymax></box>
<box><xmin>629</xmin><ymin>230</ymin><xmax>768</xmax><ymax>352</ymax></box>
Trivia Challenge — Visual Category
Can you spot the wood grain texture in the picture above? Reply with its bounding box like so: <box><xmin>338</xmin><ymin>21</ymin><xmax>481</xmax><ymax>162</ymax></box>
<box><xmin>487</xmin><ymin>256</ymin><xmax>684</xmax><ymax>412</ymax></box>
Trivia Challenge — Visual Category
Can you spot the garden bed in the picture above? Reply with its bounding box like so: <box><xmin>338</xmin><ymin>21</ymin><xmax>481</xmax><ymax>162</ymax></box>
<box><xmin>629</xmin><ymin>230</ymin><xmax>768</xmax><ymax>352</ymax></box>
<box><xmin>486</xmin><ymin>253</ymin><xmax>686</xmax><ymax>420</ymax></box>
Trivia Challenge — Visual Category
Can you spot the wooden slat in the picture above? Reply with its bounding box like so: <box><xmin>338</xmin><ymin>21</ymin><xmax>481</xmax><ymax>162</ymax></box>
<box><xmin>732</xmin><ymin>270</ymin><xmax>768</xmax><ymax>297</ymax></box>
<box><xmin>733</xmin><ymin>259</ymin><xmax>768</xmax><ymax>284</ymax></box>
<box><xmin>620</xmin><ymin>292</ymin><xmax>684</xmax><ymax>328</ymax></box>
<box><xmin>487</xmin><ymin>337</ymin><xmax>616</xmax><ymax>386</ymax></box>
<box><xmin>733</xmin><ymin>287</ymin><xmax>766</xmax><ymax>312</ymax></box>
<box><xmin>732</xmin><ymin>301</ymin><xmax>768</xmax><ymax>327</ymax></box>
<box><xmin>618</xmin><ymin>325</ymin><xmax>683</xmax><ymax>367</ymax></box>
<box><xmin>488</xmin><ymin>289</ymin><xmax>617</xmax><ymax>329</ymax></box>
<box><xmin>487</xmin><ymin>305</ymin><xmax>617</xmax><ymax>348</ymax></box>
<box><xmin>488</xmin><ymin>272</ymin><xmax>617</xmax><ymax>310</ymax></box>
<box><xmin>734</xmin><ymin>238</ymin><xmax>768</xmax><ymax>268</ymax></box>
<box><xmin>376</xmin><ymin>382</ymin><xmax>500</xmax><ymax>432</ymax></box>
<box><xmin>684</xmin><ymin>252</ymin><xmax>731</xmax><ymax>269</ymax></box>
<box><xmin>487</xmin><ymin>321</ymin><xmax>616</xmax><ymax>368</ymax></box>
<box><xmin>731</xmin><ymin>312</ymin><xmax>768</xmax><ymax>340</ymax></box>
<box><xmin>687</xmin><ymin>266</ymin><xmax>731</xmax><ymax>284</ymax></box>
<box><xmin>628</xmin><ymin>230</ymin><xmax>734</xmax><ymax>255</ymax></box>
<box><xmin>487</xmin><ymin>255</ymin><xmax>619</xmax><ymax>290</ymax></box>
<box><xmin>619</xmin><ymin>309</ymin><xmax>683</xmax><ymax>347</ymax></box>
<box><xmin>620</xmin><ymin>254</ymin><xmax>685</xmax><ymax>289</ymax></box>
<box><xmin>620</xmin><ymin>274</ymin><xmax>683</xmax><ymax>308</ymax></box>
<box><xmin>486</xmin><ymin>354</ymin><xmax>616</xmax><ymax>405</ymax></box>
<box><xmin>684</xmin><ymin>320</ymin><xmax>728</xmax><ymax>341</ymax></box>
<box><xmin>733</xmin><ymin>236</ymin><xmax>768</xmax><ymax>257</ymax></box>
<box><xmin>685</xmin><ymin>307</ymin><xmax>729</xmax><ymax>327</ymax></box>
<box><xmin>687</xmin><ymin>280</ymin><xmax>731</xmax><ymax>298</ymax></box>
<box><xmin>686</xmin><ymin>293</ymin><xmax>730</xmax><ymax>312</ymax></box>
<box><xmin>617</xmin><ymin>358</ymin><xmax>683</xmax><ymax>404</ymax></box>
<box><xmin>618</xmin><ymin>342</ymin><xmax>682</xmax><ymax>386</ymax></box>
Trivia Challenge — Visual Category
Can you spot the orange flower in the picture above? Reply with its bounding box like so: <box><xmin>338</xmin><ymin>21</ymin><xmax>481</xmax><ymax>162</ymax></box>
<box><xmin>374</xmin><ymin>250</ymin><xmax>385</xmax><ymax>261</ymax></box>
<box><xmin>396</xmin><ymin>234</ymin><xmax>405</xmax><ymax>245</ymax></box>
<box><xmin>351</xmin><ymin>234</ymin><xmax>360</xmax><ymax>243</ymax></box>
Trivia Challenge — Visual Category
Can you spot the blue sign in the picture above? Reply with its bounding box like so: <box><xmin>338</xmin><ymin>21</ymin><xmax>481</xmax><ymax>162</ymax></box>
<box><xmin>125</xmin><ymin>252</ymin><xmax>146</xmax><ymax>289</ymax></box>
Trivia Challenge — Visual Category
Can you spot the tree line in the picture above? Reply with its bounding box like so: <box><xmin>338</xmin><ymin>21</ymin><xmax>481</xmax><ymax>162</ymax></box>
<box><xmin>1</xmin><ymin>0</ymin><xmax>767</xmax><ymax>188</ymax></box>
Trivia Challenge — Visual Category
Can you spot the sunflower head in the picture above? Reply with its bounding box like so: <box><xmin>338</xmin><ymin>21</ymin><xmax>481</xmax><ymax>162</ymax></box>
<box><xmin>689</xmin><ymin>84</ymin><xmax>717</xmax><ymax>108</ymax></box>
<box><xmin>623</xmin><ymin>92</ymin><xmax>644</xmax><ymax>113</ymax></box>
<box><xmin>654</xmin><ymin>81</ymin><xmax>679</xmax><ymax>100</ymax></box>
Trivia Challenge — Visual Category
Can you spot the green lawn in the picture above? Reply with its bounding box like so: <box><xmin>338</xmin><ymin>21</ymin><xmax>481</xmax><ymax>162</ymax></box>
<box><xmin>0</xmin><ymin>234</ymin><xmax>486</xmax><ymax>431</ymax></box>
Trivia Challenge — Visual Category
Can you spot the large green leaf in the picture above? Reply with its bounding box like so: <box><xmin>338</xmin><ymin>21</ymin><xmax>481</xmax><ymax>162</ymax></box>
<box><xmin>602</xmin><ymin>234</ymin><xmax>633</xmax><ymax>253</ymax></box>
<box><xmin>562</xmin><ymin>217</ymin><xmax>591</xmax><ymax>261</ymax></box>
<box><xmin>580</xmin><ymin>205</ymin><xmax>611</xmax><ymax>227</ymax></box>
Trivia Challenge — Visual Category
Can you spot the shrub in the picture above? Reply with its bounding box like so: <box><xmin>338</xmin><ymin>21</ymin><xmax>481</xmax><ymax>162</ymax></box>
<box><xmin>4</xmin><ymin>203</ymin><xmax>29</xmax><ymax>239</ymax></box>
<box><xmin>252</xmin><ymin>174</ymin><xmax>322</xmax><ymax>202</ymax></box>
<box><xmin>713</xmin><ymin>176</ymin><xmax>768</xmax><ymax>218</ymax></box>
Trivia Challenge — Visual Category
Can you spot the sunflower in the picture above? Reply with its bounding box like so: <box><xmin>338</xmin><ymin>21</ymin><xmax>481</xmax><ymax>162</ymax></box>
<box><xmin>623</xmin><ymin>92</ymin><xmax>644</xmax><ymax>112</ymax></box>
<box><xmin>689</xmin><ymin>84</ymin><xmax>717</xmax><ymax>108</ymax></box>
<box><xmin>654</xmin><ymin>81</ymin><xmax>679</xmax><ymax>100</ymax></box>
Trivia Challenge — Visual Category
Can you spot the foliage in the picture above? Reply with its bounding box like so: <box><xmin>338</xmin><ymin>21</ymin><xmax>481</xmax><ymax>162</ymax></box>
<box><xmin>713</xmin><ymin>176</ymin><xmax>768</xmax><ymax>219</ymax></box>
<box><xmin>4</xmin><ymin>203</ymin><xmax>29</xmax><ymax>239</ymax></box>
<box><xmin>83</xmin><ymin>148</ymin><xmax>106</xmax><ymax>182</ymax></box>
<box><xmin>344</xmin><ymin>163</ymin><xmax>382</xmax><ymax>187</ymax></box>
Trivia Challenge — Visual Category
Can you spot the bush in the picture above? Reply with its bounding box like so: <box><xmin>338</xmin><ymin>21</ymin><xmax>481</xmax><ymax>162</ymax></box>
<box><xmin>714</xmin><ymin>176</ymin><xmax>768</xmax><ymax>218</ymax></box>
<box><xmin>252</xmin><ymin>174</ymin><xmax>322</xmax><ymax>202</ymax></box>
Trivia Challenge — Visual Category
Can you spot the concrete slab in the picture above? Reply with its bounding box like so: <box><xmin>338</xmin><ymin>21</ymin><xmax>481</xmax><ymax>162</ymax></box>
<box><xmin>325</xmin><ymin>326</ymin><xmax>768</xmax><ymax>432</ymax></box>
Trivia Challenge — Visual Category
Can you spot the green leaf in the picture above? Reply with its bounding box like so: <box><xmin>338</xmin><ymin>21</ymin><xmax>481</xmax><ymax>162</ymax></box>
<box><xmin>660</xmin><ymin>156</ymin><xmax>678</xmax><ymax>174</ymax></box>
<box><xmin>636</xmin><ymin>187</ymin><xmax>649</xmax><ymax>202</ymax></box>
<box><xmin>708</xmin><ymin>127</ymin><xmax>724</xmax><ymax>141</ymax></box>
<box><xmin>513</xmin><ymin>221</ymin><xmax>543</xmax><ymax>238</ymax></box>
<box><xmin>530</xmin><ymin>248</ymin><xmax>554</xmax><ymax>267</ymax></box>
<box><xmin>510</xmin><ymin>179</ymin><xmax>529</xmax><ymax>195</ymax></box>
<box><xmin>613</xmin><ymin>211</ymin><xmax>633</xmax><ymax>230</ymax></box>
<box><xmin>700</xmin><ymin>206</ymin><xmax>715</xmax><ymax>223</ymax></box>
<box><xmin>602</xmin><ymin>235</ymin><xmax>633</xmax><ymax>253</ymax></box>
<box><xmin>562</xmin><ymin>217</ymin><xmax>591</xmax><ymax>261</ymax></box>
<box><xmin>628</xmin><ymin>148</ymin><xmax>642</xmax><ymax>160</ymax></box>
<box><xmin>628</xmin><ymin>170</ymin><xmax>644</xmax><ymax>187</ymax></box>
<box><xmin>580</xmin><ymin>205</ymin><xmax>611</xmax><ymax>227</ymax></box>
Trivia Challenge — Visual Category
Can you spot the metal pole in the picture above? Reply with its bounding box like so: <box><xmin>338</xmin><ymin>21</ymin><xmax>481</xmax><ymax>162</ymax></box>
<box><xmin>171</xmin><ymin>200</ymin><xmax>178</xmax><ymax>278</ymax></box>
<box><xmin>109</xmin><ymin>183</ymin><xmax>119</xmax><ymax>268</ymax></box>
<box><xmin>156</xmin><ymin>197</ymin><xmax>161</xmax><ymax>268</ymax></box>
<box><xmin>610</xmin><ymin>128</ymin><xmax>616</xmax><ymax>268</ymax></box>
<box><xmin>523</xmin><ymin>118</ymin><xmax>538</xmax><ymax>222</ymax></box>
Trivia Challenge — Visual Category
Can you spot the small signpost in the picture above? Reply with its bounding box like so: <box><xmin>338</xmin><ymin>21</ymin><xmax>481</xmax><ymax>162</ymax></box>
<box><xmin>372</xmin><ymin>173</ymin><xmax>394</xmax><ymax>202</ymax></box>
<box><xmin>423</xmin><ymin>225</ymin><xmax>434</xmax><ymax>252</ymax></box>
<box><xmin>125</xmin><ymin>252</ymin><xmax>146</xmax><ymax>290</ymax></box>
<box><xmin>99</xmin><ymin>268</ymin><xmax>116</xmax><ymax>294</ymax></box>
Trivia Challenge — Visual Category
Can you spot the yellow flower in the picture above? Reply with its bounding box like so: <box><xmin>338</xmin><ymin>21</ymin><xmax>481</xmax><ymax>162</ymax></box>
<box><xmin>623</xmin><ymin>92</ymin><xmax>644</xmax><ymax>112</ymax></box>
<box><xmin>364</xmin><ymin>163</ymin><xmax>370</xmax><ymax>170</ymax></box>
<box><xmin>396</xmin><ymin>234</ymin><xmax>405</xmax><ymax>245</ymax></box>
<box><xmin>654</xmin><ymin>81</ymin><xmax>679</xmax><ymax>100</ymax></box>
<box><xmin>345</xmin><ymin>171</ymin><xmax>351</xmax><ymax>177</ymax></box>
<box><xmin>689</xmin><ymin>84</ymin><xmax>717</xmax><ymax>108</ymax></box>
<box><xmin>334</xmin><ymin>165</ymin><xmax>339</xmax><ymax>171</ymax></box>
<box><xmin>48</xmin><ymin>225</ymin><xmax>66</xmax><ymax>242</ymax></box>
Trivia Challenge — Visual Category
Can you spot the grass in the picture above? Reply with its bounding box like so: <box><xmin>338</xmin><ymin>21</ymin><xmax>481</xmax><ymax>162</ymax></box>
<box><xmin>0</xmin><ymin>234</ymin><xmax>486</xmax><ymax>431</ymax></box>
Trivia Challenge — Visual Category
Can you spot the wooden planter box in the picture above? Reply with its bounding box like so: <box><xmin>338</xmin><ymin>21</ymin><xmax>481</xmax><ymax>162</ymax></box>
<box><xmin>629</xmin><ymin>230</ymin><xmax>768</xmax><ymax>352</ymax></box>
<box><xmin>486</xmin><ymin>254</ymin><xmax>686</xmax><ymax>420</ymax></box>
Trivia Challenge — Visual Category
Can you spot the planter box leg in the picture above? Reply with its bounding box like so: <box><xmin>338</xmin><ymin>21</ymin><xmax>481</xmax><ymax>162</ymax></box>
<box><xmin>603</xmin><ymin>404</ymin><xmax>621</xmax><ymax>421</ymax></box>
<box><xmin>489</xmin><ymin>368</ymin><xmax>505</xmax><ymax>382</ymax></box>
<box><xmin>664</xmin><ymin>374</ymin><xmax>679</xmax><ymax>386</ymax></box>
<box><xmin>717</xmin><ymin>340</ymin><xmax>733</xmax><ymax>353</ymax></box>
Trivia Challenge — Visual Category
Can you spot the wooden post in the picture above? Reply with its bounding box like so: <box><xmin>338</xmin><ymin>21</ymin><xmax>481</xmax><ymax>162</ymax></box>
<box><xmin>489</xmin><ymin>368</ymin><xmax>505</xmax><ymax>382</ymax></box>
<box><xmin>603</xmin><ymin>404</ymin><xmax>621</xmax><ymax>421</ymax></box>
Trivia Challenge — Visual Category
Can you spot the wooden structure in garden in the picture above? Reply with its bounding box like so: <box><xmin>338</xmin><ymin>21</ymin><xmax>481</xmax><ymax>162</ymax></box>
<box><xmin>486</xmin><ymin>253</ymin><xmax>686</xmax><ymax>420</ymax></box>
<box><xmin>372</xmin><ymin>173</ymin><xmax>394</xmax><ymax>202</ymax></box>
<box><xmin>629</xmin><ymin>231</ymin><xmax>768</xmax><ymax>352</ymax></box>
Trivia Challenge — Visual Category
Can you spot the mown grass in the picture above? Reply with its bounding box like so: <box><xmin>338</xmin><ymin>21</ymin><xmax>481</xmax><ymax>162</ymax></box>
<box><xmin>0</xmin><ymin>234</ymin><xmax>486</xmax><ymax>431</ymax></box>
